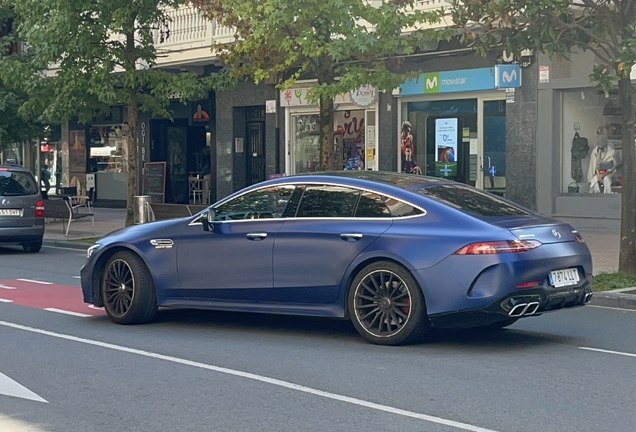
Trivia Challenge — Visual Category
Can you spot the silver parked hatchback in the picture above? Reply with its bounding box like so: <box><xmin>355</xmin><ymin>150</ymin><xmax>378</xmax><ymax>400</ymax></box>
<box><xmin>0</xmin><ymin>164</ymin><xmax>45</xmax><ymax>252</ymax></box>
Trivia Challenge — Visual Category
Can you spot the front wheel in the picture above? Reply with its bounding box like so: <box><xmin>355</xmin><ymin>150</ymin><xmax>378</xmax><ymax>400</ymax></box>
<box><xmin>348</xmin><ymin>261</ymin><xmax>430</xmax><ymax>345</ymax></box>
<box><xmin>101</xmin><ymin>251</ymin><xmax>157</xmax><ymax>325</ymax></box>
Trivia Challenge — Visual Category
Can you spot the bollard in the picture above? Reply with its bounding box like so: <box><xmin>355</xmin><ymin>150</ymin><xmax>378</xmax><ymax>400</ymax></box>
<box><xmin>133</xmin><ymin>195</ymin><xmax>151</xmax><ymax>224</ymax></box>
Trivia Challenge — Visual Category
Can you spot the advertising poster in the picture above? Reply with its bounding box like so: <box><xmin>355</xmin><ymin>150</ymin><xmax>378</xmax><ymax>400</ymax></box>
<box><xmin>435</xmin><ymin>118</ymin><xmax>458</xmax><ymax>177</ymax></box>
<box><xmin>435</xmin><ymin>118</ymin><xmax>458</xmax><ymax>162</ymax></box>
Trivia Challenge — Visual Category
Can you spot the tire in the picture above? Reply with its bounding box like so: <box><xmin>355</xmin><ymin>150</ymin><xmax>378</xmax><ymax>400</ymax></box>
<box><xmin>101</xmin><ymin>251</ymin><xmax>157</xmax><ymax>325</ymax></box>
<box><xmin>478</xmin><ymin>318</ymin><xmax>519</xmax><ymax>331</ymax></box>
<box><xmin>22</xmin><ymin>239</ymin><xmax>43</xmax><ymax>253</ymax></box>
<box><xmin>348</xmin><ymin>261</ymin><xmax>430</xmax><ymax>345</ymax></box>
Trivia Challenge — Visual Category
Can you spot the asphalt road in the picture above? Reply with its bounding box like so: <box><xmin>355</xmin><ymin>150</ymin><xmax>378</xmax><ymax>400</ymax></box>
<box><xmin>1</xmin><ymin>246</ymin><xmax>635</xmax><ymax>432</ymax></box>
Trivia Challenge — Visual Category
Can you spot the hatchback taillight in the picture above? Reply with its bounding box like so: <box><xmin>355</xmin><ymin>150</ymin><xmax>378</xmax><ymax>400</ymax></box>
<box><xmin>454</xmin><ymin>240</ymin><xmax>542</xmax><ymax>255</ymax></box>
<box><xmin>35</xmin><ymin>200</ymin><xmax>44</xmax><ymax>218</ymax></box>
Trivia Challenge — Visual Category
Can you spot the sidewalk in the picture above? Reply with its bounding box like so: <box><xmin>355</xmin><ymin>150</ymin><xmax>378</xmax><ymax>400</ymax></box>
<box><xmin>42</xmin><ymin>208</ymin><xmax>634</xmax><ymax>309</ymax></box>
<box><xmin>43</xmin><ymin>207</ymin><xmax>126</xmax><ymax>250</ymax></box>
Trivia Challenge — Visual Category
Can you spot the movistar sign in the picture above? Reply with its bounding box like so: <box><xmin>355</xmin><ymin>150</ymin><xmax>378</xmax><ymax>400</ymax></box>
<box><xmin>495</xmin><ymin>64</ymin><xmax>522</xmax><ymax>88</ymax></box>
<box><xmin>399</xmin><ymin>65</ymin><xmax>521</xmax><ymax>96</ymax></box>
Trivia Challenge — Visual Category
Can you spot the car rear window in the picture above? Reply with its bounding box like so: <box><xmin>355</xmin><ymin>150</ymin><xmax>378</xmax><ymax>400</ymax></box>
<box><xmin>416</xmin><ymin>184</ymin><xmax>530</xmax><ymax>217</ymax></box>
<box><xmin>0</xmin><ymin>171</ymin><xmax>39</xmax><ymax>196</ymax></box>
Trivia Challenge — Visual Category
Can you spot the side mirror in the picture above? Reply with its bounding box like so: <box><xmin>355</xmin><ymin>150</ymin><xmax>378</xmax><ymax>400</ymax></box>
<box><xmin>201</xmin><ymin>209</ymin><xmax>216</xmax><ymax>232</ymax></box>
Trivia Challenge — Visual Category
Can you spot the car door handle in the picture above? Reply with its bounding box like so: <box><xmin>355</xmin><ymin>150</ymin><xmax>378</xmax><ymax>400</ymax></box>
<box><xmin>246</xmin><ymin>232</ymin><xmax>267</xmax><ymax>241</ymax></box>
<box><xmin>340</xmin><ymin>233</ymin><xmax>363</xmax><ymax>241</ymax></box>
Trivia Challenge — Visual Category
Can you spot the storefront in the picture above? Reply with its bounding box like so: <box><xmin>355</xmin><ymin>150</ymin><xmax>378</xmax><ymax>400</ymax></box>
<box><xmin>281</xmin><ymin>84</ymin><xmax>379</xmax><ymax>174</ymax></box>
<box><xmin>88</xmin><ymin>123</ymin><xmax>129</xmax><ymax>202</ymax></box>
<box><xmin>396</xmin><ymin>65</ymin><xmax>522</xmax><ymax>195</ymax></box>
<box><xmin>536</xmin><ymin>51</ymin><xmax>636</xmax><ymax>229</ymax></box>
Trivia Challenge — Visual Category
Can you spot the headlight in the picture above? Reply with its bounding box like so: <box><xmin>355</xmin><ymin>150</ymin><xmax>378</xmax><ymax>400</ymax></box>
<box><xmin>87</xmin><ymin>244</ymin><xmax>101</xmax><ymax>259</ymax></box>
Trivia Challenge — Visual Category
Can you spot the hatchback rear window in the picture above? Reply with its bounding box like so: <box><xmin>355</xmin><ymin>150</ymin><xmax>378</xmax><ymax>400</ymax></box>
<box><xmin>416</xmin><ymin>184</ymin><xmax>530</xmax><ymax>217</ymax></box>
<box><xmin>0</xmin><ymin>171</ymin><xmax>39</xmax><ymax>196</ymax></box>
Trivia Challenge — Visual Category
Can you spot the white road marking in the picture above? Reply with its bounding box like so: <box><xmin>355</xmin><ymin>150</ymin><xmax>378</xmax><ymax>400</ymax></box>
<box><xmin>0</xmin><ymin>284</ymin><xmax>16</xmax><ymax>290</ymax></box>
<box><xmin>43</xmin><ymin>308</ymin><xmax>91</xmax><ymax>318</ymax></box>
<box><xmin>0</xmin><ymin>299</ymin><xmax>14</xmax><ymax>303</ymax></box>
<box><xmin>0</xmin><ymin>414</ymin><xmax>47</xmax><ymax>431</ymax></box>
<box><xmin>580</xmin><ymin>347</ymin><xmax>636</xmax><ymax>358</ymax></box>
<box><xmin>588</xmin><ymin>305</ymin><xmax>636</xmax><ymax>313</ymax></box>
<box><xmin>0</xmin><ymin>320</ymin><xmax>498</xmax><ymax>432</ymax></box>
<box><xmin>16</xmin><ymin>279</ymin><xmax>53</xmax><ymax>285</ymax></box>
<box><xmin>87</xmin><ymin>305</ymin><xmax>104</xmax><ymax>310</ymax></box>
<box><xmin>0</xmin><ymin>372</ymin><xmax>48</xmax><ymax>403</ymax></box>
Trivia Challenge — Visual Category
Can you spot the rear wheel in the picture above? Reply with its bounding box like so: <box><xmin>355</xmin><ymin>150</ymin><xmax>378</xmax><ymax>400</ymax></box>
<box><xmin>101</xmin><ymin>251</ymin><xmax>157</xmax><ymax>325</ymax></box>
<box><xmin>22</xmin><ymin>239</ymin><xmax>43</xmax><ymax>253</ymax></box>
<box><xmin>348</xmin><ymin>261</ymin><xmax>430</xmax><ymax>345</ymax></box>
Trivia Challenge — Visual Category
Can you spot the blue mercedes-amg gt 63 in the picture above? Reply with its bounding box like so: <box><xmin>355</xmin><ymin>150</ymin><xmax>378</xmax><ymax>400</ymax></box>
<box><xmin>81</xmin><ymin>171</ymin><xmax>592</xmax><ymax>345</ymax></box>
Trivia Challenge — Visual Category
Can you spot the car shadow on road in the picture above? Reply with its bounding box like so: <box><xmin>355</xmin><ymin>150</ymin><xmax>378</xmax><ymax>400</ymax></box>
<box><xmin>148</xmin><ymin>308</ymin><xmax>578</xmax><ymax>351</ymax></box>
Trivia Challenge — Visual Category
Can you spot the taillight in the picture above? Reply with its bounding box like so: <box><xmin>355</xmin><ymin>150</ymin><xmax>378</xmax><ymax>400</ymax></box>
<box><xmin>35</xmin><ymin>200</ymin><xmax>44</xmax><ymax>218</ymax></box>
<box><xmin>454</xmin><ymin>240</ymin><xmax>542</xmax><ymax>255</ymax></box>
<box><xmin>572</xmin><ymin>230</ymin><xmax>585</xmax><ymax>244</ymax></box>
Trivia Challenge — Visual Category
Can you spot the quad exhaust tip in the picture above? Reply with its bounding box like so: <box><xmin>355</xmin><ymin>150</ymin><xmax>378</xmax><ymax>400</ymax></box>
<box><xmin>509</xmin><ymin>301</ymin><xmax>541</xmax><ymax>317</ymax></box>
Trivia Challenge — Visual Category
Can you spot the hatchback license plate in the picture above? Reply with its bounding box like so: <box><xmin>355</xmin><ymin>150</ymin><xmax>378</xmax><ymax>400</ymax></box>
<box><xmin>0</xmin><ymin>209</ymin><xmax>21</xmax><ymax>216</ymax></box>
<box><xmin>549</xmin><ymin>268</ymin><xmax>579</xmax><ymax>288</ymax></box>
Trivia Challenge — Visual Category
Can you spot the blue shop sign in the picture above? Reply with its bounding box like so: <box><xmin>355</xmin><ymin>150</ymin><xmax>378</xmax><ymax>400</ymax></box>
<box><xmin>495</xmin><ymin>64</ymin><xmax>522</xmax><ymax>88</ymax></box>
<box><xmin>399</xmin><ymin>65</ymin><xmax>521</xmax><ymax>96</ymax></box>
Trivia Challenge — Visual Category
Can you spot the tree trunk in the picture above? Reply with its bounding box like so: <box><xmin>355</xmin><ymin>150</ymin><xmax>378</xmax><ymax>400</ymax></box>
<box><xmin>618</xmin><ymin>75</ymin><xmax>636</xmax><ymax>275</ymax></box>
<box><xmin>319</xmin><ymin>95</ymin><xmax>336</xmax><ymax>170</ymax></box>
<box><xmin>125</xmin><ymin>94</ymin><xmax>138</xmax><ymax>227</ymax></box>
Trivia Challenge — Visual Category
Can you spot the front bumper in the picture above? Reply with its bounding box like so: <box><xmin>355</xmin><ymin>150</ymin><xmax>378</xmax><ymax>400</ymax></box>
<box><xmin>429</xmin><ymin>280</ymin><xmax>592</xmax><ymax>328</ymax></box>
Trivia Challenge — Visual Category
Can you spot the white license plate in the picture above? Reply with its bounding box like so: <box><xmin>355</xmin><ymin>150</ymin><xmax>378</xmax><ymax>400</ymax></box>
<box><xmin>549</xmin><ymin>268</ymin><xmax>580</xmax><ymax>288</ymax></box>
<box><xmin>0</xmin><ymin>209</ymin><xmax>22</xmax><ymax>216</ymax></box>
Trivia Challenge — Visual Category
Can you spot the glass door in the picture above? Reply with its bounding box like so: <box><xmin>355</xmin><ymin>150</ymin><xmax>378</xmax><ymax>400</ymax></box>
<box><xmin>482</xmin><ymin>100</ymin><xmax>507</xmax><ymax>196</ymax></box>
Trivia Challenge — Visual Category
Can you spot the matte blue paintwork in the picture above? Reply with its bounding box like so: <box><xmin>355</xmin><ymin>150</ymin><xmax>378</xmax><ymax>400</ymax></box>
<box><xmin>81</xmin><ymin>172</ymin><xmax>593</xmax><ymax>325</ymax></box>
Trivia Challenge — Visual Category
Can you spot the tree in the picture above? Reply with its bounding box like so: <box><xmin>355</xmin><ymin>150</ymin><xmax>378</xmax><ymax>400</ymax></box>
<box><xmin>450</xmin><ymin>0</ymin><xmax>636</xmax><ymax>275</ymax></box>
<box><xmin>191</xmin><ymin>0</ymin><xmax>450</xmax><ymax>170</ymax></box>
<box><xmin>0</xmin><ymin>5</ymin><xmax>47</xmax><ymax>152</ymax></box>
<box><xmin>10</xmin><ymin>0</ymin><xmax>233</xmax><ymax>225</ymax></box>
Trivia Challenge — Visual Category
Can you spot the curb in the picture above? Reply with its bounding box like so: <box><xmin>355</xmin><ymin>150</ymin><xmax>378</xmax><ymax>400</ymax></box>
<box><xmin>589</xmin><ymin>288</ymin><xmax>636</xmax><ymax>311</ymax></box>
<box><xmin>43</xmin><ymin>239</ymin><xmax>92</xmax><ymax>251</ymax></box>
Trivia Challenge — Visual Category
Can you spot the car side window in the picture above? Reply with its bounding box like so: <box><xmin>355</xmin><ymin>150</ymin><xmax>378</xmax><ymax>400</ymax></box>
<box><xmin>355</xmin><ymin>192</ymin><xmax>391</xmax><ymax>218</ymax></box>
<box><xmin>214</xmin><ymin>185</ymin><xmax>295</xmax><ymax>220</ymax></box>
<box><xmin>384</xmin><ymin>197</ymin><xmax>423</xmax><ymax>217</ymax></box>
<box><xmin>295</xmin><ymin>185</ymin><xmax>360</xmax><ymax>218</ymax></box>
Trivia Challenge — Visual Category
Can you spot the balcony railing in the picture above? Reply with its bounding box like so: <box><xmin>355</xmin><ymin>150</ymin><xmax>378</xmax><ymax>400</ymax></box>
<box><xmin>153</xmin><ymin>5</ymin><xmax>235</xmax><ymax>66</ymax></box>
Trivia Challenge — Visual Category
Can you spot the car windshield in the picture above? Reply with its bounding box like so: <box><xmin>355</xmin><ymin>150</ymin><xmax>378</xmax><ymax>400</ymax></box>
<box><xmin>0</xmin><ymin>171</ymin><xmax>39</xmax><ymax>196</ymax></box>
<box><xmin>415</xmin><ymin>184</ymin><xmax>531</xmax><ymax>217</ymax></box>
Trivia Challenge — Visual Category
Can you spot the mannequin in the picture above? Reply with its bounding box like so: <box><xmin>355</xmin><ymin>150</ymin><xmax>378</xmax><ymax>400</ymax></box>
<box><xmin>588</xmin><ymin>132</ymin><xmax>615</xmax><ymax>193</ymax></box>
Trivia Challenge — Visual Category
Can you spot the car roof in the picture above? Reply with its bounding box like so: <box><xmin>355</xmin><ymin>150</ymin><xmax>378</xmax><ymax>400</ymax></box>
<box><xmin>284</xmin><ymin>171</ymin><xmax>456</xmax><ymax>191</ymax></box>
<box><xmin>0</xmin><ymin>163</ymin><xmax>31</xmax><ymax>172</ymax></box>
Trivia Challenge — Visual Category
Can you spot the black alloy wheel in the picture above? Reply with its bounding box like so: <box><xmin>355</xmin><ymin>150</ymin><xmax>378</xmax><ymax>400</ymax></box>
<box><xmin>101</xmin><ymin>251</ymin><xmax>157</xmax><ymax>325</ymax></box>
<box><xmin>348</xmin><ymin>261</ymin><xmax>430</xmax><ymax>345</ymax></box>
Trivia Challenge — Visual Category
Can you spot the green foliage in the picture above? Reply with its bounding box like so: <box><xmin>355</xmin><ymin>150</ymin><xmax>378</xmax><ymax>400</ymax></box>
<box><xmin>0</xmin><ymin>5</ymin><xmax>47</xmax><ymax>150</ymax></box>
<box><xmin>592</xmin><ymin>272</ymin><xmax>636</xmax><ymax>292</ymax></box>
<box><xmin>8</xmin><ymin>0</ymin><xmax>233</xmax><ymax>123</ymax></box>
<box><xmin>194</xmin><ymin>0</ymin><xmax>450</xmax><ymax>92</ymax></box>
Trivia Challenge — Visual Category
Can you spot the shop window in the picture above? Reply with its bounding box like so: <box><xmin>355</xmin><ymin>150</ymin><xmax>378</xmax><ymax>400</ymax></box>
<box><xmin>88</xmin><ymin>125</ymin><xmax>128</xmax><ymax>173</ymax></box>
<box><xmin>562</xmin><ymin>89</ymin><xmax>623</xmax><ymax>194</ymax></box>
<box><xmin>293</xmin><ymin>115</ymin><xmax>320</xmax><ymax>173</ymax></box>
